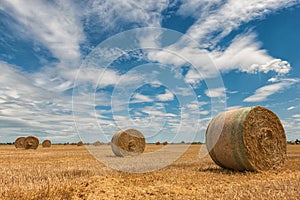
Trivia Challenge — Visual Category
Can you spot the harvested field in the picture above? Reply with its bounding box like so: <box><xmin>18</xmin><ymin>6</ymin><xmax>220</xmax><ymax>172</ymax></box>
<box><xmin>0</xmin><ymin>144</ymin><xmax>299</xmax><ymax>200</ymax></box>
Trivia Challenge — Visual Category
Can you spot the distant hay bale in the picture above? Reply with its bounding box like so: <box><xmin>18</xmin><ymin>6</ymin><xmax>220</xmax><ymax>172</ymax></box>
<box><xmin>42</xmin><ymin>140</ymin><xmax>51</xmax><ymax>148</ymax></box>
<box><xmin>191</xmin><ymin>142</ymin><xmax>200</xmax><ymax>145</ymax></box>
<box><xmin>155</xmin><ymin>141</ymin><xmax>160</xmax><ymax>145</ymax></box>
<box><xmin>77</xmin><ymin>141</ymin><xmax>84</xmax><ymax>146</ymax></box>
<box><xmin>15</xmin><ymin>137</ymin><xmax>25</xmax><ymax>148</ymax></box>
<box><xmin>93</xmin><ymin>141</ymin><xmax>102</xmax><ymax>146</ymax></box>
<box><xmin>24</xmin><ymin>136</ymin><xmax>39</xmax><ymax>150</ymax></box>
<box><xmin>111</xmin><ymin>128</ymin><xmax>146</xmax><ymax>157</ymax></box>
<box><xmin>162</xmin><ymin>141</ymin><xmax>168</xmax><ymax>145</ymax></box>
<box><xmin>206</xmin><ymin>106</ymin><xmax>286</xmax><ymax>172</ymax></box>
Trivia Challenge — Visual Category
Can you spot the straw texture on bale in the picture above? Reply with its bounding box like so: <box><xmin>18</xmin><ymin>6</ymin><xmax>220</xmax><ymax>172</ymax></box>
<box><xmin>24</xmin><ymin>136</ymin><xmax>39</xmax><ymax>150</ymax></box>
<box><xmin>111</xmin><ymin>128</ymin><xmax>146</xmax><ymax>157</ymax></box>
<box><xmin>206</xmin><ymin>106</ymin><xmax>286</xmax><ymax>171</ymax></box>
<box><xmin>42</xmin><ymin>140</ymin><xmax>51</xmax><ymax>148</ymax></box>
<box><xmin>15</xmin><ymin>137</ymin><xmax>25</xmax><ymax>148</ymax></box>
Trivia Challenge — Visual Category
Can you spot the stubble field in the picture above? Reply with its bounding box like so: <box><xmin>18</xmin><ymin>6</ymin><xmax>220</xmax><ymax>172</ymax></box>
<box><xmin>0</xmin><ymin>144</ymin><xmax>299</xmax><ymax>200</ymax></box>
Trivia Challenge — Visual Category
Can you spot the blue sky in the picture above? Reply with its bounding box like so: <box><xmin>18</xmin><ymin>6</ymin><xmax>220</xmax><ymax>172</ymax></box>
<box><xmin>0</xmin><ymin>0</ymin><xmax>300</xmax><ymax>143</ymax></box>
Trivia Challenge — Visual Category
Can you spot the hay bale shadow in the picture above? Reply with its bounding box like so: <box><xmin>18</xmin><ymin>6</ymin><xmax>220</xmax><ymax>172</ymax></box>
<box><xmin>198</xmin><ymin>166</ymin><xmax>255</xmax><ymax>175</ymax></box>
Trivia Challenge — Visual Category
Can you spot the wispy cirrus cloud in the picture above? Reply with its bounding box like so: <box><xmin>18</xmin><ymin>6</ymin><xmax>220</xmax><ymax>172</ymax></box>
<box><xmin>244</xmin><ymin>78</ymin><xmax>299</xmax><ymax>102</ymax></box>
<box><xmin>0</xmin><ymin>62</ymin><xmax>78</xmax><ymax>141</ymax></box>
<box><xmin>145</xmin><ymin>0</ymin><xmax>297</xmax><ymax>84</ymax></box>
<box><xmin>177</xmin><ymin>0</ymin><xmax>224</xmax><ymax>19</ymax></box>
<box><xmin>83</xmin><ymin>0</ymin><xmax>169</xmax><ymax>35</ymax></box>
<box><xmin>147</xmin><ymin>30</ymin><xmax>291</xmax><ymax>83</ymax></box>
<box><xmin>184</xmin><ymin>0</ymin><xmax>300</xmax><ymax>48</ymax></box>
<box><xmin>1</xmin><ymin>0</ymin><xmax>85</xmax><ymax>65</ymax></box>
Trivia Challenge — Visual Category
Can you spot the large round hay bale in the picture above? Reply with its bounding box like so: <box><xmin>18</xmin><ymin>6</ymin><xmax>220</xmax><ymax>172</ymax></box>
<box><xmin>24</xmin><ymin>136</ymin><xmax>39</xmax><ymax>150</ymax></box>
<box><xmin>111</xmin><ymin>128</ymin><xmax>146</xmax><ymax>157</ymax></box>
<box><xmin>42</xmin><ymin>140</ymin><xmax>51</xmax><ymax>148</ymax></box>
<box><xmin>15</xmin><ymin>137</ymin><xmax>25</xmax><ymax>148</ymax></box>
<box><xmin>206</xmin><ymin>106</ymin><xmax>286</xmax><ymax>171</ymax></box>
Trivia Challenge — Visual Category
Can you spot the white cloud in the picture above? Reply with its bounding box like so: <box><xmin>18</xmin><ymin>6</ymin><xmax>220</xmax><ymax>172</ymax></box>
<box><xmin>268</xmin><ymin>77</ymin><xmax>278</xmax><ymax>83</ymax></box>
<box><xmin>205</xmin><ymin>87</ymin><xmax>226</xmax><ymax>98</ymax></box>
<box><xmin>0</xmin><ymin>62</ymin><xmax>80</xmax><ymax>141</ymax></box>
<box><xmin>184</xmin><ymin>67</ymin><xmax>205</xmax><ymax>85</ymax></box>
<box><xmin>185</xmin><ymin>100</ymin><xmax>207</xmax><ymax>109</ymax></box>
<box><xmin>177</xmin><ymin>0</ymin><xmax>224</xmax><ymax>19</ymax></box>
<box><xmin>0</xmin><ymin>62</ymin><xmax>127</xmax><ymax>142</ymax></box>
<box><xmin>186</xmin><ymin>101</ymin><xmax>200</xmax><ymax>110</ymax></box>
<box><xmin>142</xmin><ymin>109</ymin><xmax>177</xmax><ymax>118</ymax></box>
<box><xmin>292</xmin><ymin>114</ymin><xmax>300</xmax><ymax>118</ymax></box>
<box><xmin>244</xmin><ymin>79</ymin><xmax>299</xmax><ymax>102</ymax></box>
<box><xmin>287</xmin><ymin>106</ymin><xmax>296</xmax><ymax>111</ymax></box>
<box><xmin>147</xmin><ymin>32</ymin><xmax>291</xmax><ymax>83</ymax></box>
<box><xmin>211</xmin><ymin>33</ymin><xmax>291</xmax><ymax>75</ymax></box>
<box><xmin>1</xmin><ymin>0</ymin><xmax>85</xmax><ymax>65</ymax></box>
<box><xmin>226</xmin><ymin>106</ymin><xmax>242</xmax><ymax>111</ymax></box>
<box><xmin>132</xmin><ymin>93</ymin><xmax>153</xmax><ymax>103</ymax></box>
<box><xmin>175</xmin><ymin>86</ymin><xmax>194</xmax><ymax>97</ymax></box>
<box><xmin>157</xmin><ymin>89</ymin><xmax>174</xmax><ymax>101</ymax></box>
<box><xmin>185</xmin><ymin>0</ymin><xmax>300</xmax><ymax>48</ymax></box>
<box><xmin>199</xmin><ymin>110</ymin><xmax>210</xmax><ymax>115</ymax></box>
<box><xmin>84</xmin><ymin>0</ymin><xmax>169</xmax><ymax>30</ymax></box>
<box><xmin>67</xmin><ymin>67</ymin><xmax>120</xmax><ymax>87</ymax></box>
<box><xmin>281</xmin><ymin>118</ymin><xmax>300</xmax><ymax>141</ymax></box>
<box><xmin>145</xmin><ymin>0</ymin><xmax>297</xmax><ymax>84</ymax></box>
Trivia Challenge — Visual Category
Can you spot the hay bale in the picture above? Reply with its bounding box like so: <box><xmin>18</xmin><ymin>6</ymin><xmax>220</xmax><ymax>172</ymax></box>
<box><xmin>77</xmin><ymin>141</ymin><xmax>84</xmax><ymax>146</ymax></box>
<box><xmin>15</xmin><ymin>137</ymin><xmax>25</xmax><ymax>148</ymax></box>
<box><xmin>162</xmin><ymin>141</ymin><xmax>168</xmax><ymax>145</ymax></box>
<box><xmin>24</xmin><ymin>136</ymin><xmax>39</xmax><ymax>150</ymax></box>
<box><xmin>42</xmin><ymin>140</ymin><xmax>51</xmax><ymax>148</ymax></box>
<box><xmin>155</xmin><ymin>141</ymin><xmax>160</xmax><ymax>145</ymax></box>
<box><xmin>206</xmin><ymin>106</ymin><xmax>286</xmax><ymax>171</ymax></box>
<box><xmin>111</xmin><ymin>128</ymin><xmax>146</xmax><ymax>157</ymax></box>
<box><xmin>93</xmin><ymin>141</ymin><xmax>102</xmax><ymax>146</ymax></box>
